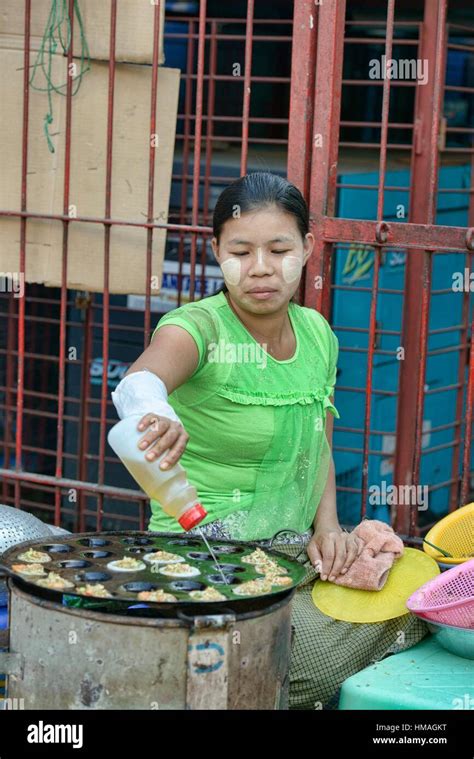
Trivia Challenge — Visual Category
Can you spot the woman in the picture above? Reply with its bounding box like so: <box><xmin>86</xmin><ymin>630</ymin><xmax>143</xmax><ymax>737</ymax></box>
<box><xmin>112</xmin><ymin>172</ymin><xmax>429</xmax><ymax>709</ymax></box>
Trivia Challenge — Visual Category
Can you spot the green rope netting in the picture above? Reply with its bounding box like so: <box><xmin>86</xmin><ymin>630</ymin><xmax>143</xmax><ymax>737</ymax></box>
<box><xmin>29</xmin><ymin>0</ymin><xmax>91</xmax><ymax>153</ymax></box>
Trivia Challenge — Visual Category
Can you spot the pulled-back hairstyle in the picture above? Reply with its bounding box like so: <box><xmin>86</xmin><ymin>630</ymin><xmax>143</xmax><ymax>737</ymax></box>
<box><xmin>210</xmin><ymin>171</ymin><xmax>309</xmax><ymax>297</ymax></box>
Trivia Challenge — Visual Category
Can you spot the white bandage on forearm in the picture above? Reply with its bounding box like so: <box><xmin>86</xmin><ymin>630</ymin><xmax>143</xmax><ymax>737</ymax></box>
<box><xmin>111</xmin><ymin>368</ymin><xmax>181</xmax><ymax>424</ymax></box>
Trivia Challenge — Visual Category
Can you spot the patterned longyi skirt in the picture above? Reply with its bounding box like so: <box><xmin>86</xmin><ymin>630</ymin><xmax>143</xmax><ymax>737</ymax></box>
<box><xmin>186</xmin><ymin>522</ymin><xmax>430</xmax><ymax>710</ymax></box>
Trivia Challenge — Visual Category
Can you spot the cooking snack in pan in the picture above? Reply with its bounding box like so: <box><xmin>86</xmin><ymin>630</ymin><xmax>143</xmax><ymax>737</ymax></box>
<box><xmin>1</xmin><ymin>531</ymin><xmax>306</xmax><ymax>606</ymax></box>
<box><xmin>143</xmin><ymin>550</ymin><xmax>184</xmax><ymax>565</ymax></box>
<box><xmin>12</xmin><ymin>563</ymin><xmax>48</xmax><ymax>577</ymax></box>
<box><xmin>107</xmin><ymin>558</ymin><xmax>146</xmax><ymax>572</ymax></box>
<box><xmin>17</xmin><ymin>549</ymin><xmax>51</xmax><ymax>564</ymax></box>
<box><xmin>35</xmin><ymin>572</ymin><xmax>75</xmax><ymax>590</ymax></box>
<box><xmin>158</xmin><ymin>563</ymin><xmax>201</xmax><ymax>578</ymax></box>
<box><xmin>189</xmin><ymin>587</ymin><xmax>227</xmax><ymax>601</ymax></box>
<box><xmin>266</xmin><ymin>575</ymin><xmax>293</xmax><ymax>587</ymax></box>
<box><xmin>76</xmin><ymin>583</ymin><xmax>113</xmax><ymax>599</ymax></box>
<box><xmin>233</xmin><ymin>578</ymin><xmax>273</xmax><ymax>596</ymax></box>
<box><xmin>137</xmin><ymin>589</ymin><xmax>178</xmax><ymax>602</ymax></box>
<box><xmin>241</xmin><ymin>548</ymin><xmax>270</xmax><ymax>566</ymax></box>
<box><xmin>255</xmin><ymin>562</ymin><xmax>289</xmax><ymax>576</ymax></box>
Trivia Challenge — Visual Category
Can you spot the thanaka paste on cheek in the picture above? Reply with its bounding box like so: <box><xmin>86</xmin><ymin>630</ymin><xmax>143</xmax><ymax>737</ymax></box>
<box><xmin>282</xmin><ymin>255</ymin><xmax>303</xmax><ymax>283</ymax></box>
<box><xmin>220</xmin><ymin>257</ymin><xmax>241</xmax><ymax>286</ymax></box>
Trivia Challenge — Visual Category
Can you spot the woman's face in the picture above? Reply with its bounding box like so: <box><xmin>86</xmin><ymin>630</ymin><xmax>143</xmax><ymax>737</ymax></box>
<box><xmin>211</xmin><ymin>206</ymin><xmax>314</xmax><ymax>313</ymax></box>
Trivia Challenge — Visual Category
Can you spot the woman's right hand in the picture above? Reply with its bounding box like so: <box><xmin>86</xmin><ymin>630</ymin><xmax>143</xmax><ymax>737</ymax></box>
<box><xmin>136</xmin><ymin>413</ymin><xmax>189</xmax><ymax>470</ymax></box>
<box><xmin>307</xmin><ymin>526</ymin><xmax>364</xmax><ymax>581</ymax></box>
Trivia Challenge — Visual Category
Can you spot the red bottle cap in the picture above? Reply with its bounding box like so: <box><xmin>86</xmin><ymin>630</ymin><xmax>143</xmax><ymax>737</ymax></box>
<box><xmin>178</xmin><ymin>502</ymin><xmax>207</xmax><ymax>531</ymax></box>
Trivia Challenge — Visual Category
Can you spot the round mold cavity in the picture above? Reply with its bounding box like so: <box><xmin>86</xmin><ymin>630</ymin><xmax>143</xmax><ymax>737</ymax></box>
<box><xmin>42</xmin><ymin>543</ymin><xmax>73</xmax><ymax>554</ymax></box>
<box><xmin>213</xmin><ymin>545</ymin><xmax>246</xmax><ymax>555</ymax></box>
<box><xmin>158</xmin><ymin>565</ymin><xmax>200</xmax><ymax>578</ymax></box>
<box><xmin>121</xmin><ymin>537</ymin><xmax>153</xmax><ymax>546</ymax></box>
<box><xmin>168</xmin><ymin>580</ymin><xmax>206</xmax><ymax>592</ymax></box>
<box><xmin>216</xmin><ymin>563</ymin><xmax>246</xmax><ymax>574</ymax></box>
<box><xmin>187</xmin><ymin>551</ymin><xmax>213</xmax><ymax>561</ymax></box>
<box><xmin>207</xmin><ymin>573</ymin><xmax>240</xmax><ymax>585</ymax></box>
<box><xmin>57</xmin><ymin>559</ymin><xmax>92</xmax><ymax>569</ymax></box>
<box><xmin>75</xmin><ymin>571</ymin><xmax>111</xmax><ymax>582</ymax></box>
<box><xmin>143</xmin><ymin>552</ymin><xmax>184</xmax><ymax>565</ymax></box>
<box><xmin>107</xmin><ymin>560</ymin><xmax>146</xmax><ymax>573</ymax></box>
<box><xmin>167</xmin><ymin>539</ymin><xmax>201</xmax><ymax>547</ymax></box>
<box><xmin>126</xmin><ymin>547</ymin><xmax>148</xmax><ymax>555</ymax></box>
<box><xmin>81</xmin><ymin>550</ymin><xmax>112</xmax><ymax>559</ymax></box>
<box><xmin>77</xmin><ymin>538</ymin><xmax>110</xmax><ymax>547</ymax></box>
<box><xmin>121</xmin><ymin>582</ymin><xmax>161</xmax><ymax>593</ymax></box>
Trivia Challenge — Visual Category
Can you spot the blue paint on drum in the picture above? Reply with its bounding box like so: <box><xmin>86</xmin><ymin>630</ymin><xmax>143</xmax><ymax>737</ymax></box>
<box><xmin>189</xmin><ymin>641</ymin><xmax>225</xmax><ymax>673</ymax></box>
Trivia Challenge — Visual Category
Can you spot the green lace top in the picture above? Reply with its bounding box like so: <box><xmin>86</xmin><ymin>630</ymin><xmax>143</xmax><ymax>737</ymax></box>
<box><xmin>147</xmin><ymin>290</ymin><xmax>339</xmax><ymax>541</ymax></box>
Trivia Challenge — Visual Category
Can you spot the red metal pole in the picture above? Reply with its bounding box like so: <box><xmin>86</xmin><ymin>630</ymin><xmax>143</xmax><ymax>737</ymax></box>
<box><xmin>97</xmin><ymin>0</ymin><xmax>118</xmax><ymax>531</ymax></box>
<box><xmin>144</xmin><ymin>0</ymin><xmax>162</xmax><ymax>346</ymax></box>
<box><xmin>189</xmin><ymin>0</ymin><xmax>207</xmax><ymax>302</ymax></box>
<box><xmin>15</xmin><ymin>0</ymin><xmax>32</xmax><ymax>509</ymax></box>
<box><xmin>287</xmin><ymin>0</ymin><xmax>318</xmax><ymax>306</ymax></box>
<box><xmin>2</xmin><ymin>296</ymin><xmax>15</xmax><ymax>507</ymax></box>
<box><xmin>54</xmin><ymin>0</ymin><xmax>76</xmax><ymax>527</ymax></box>
<box><xmin>77</xmin><ymin>293</ymin><xmax>92</xmax><ymax>533</ymax></box>
<box><xmin>306</xmin><ymin>0</ymin><xmax>346</xmax><ymax>317</ymax></box>
<box><xmin>393</xmin><ymin>0</ymin><xmax>448</xmax><ymax>535</ymax></box>
<box><xmin>361</xmin><ymin>0</ymin><xmax>395</xmax><ymax>518</ymax></box>
<box><xmin>287</xmin><ymin>0</ymin><xmax>318</xmax><ymax>199</ymax></box>
<box><xmin>201</xmin><ymin>20</ymin><xmax>218</xmax><ymax>299</ymax></box>
<box><xmin>176</xmin><ymin>19</ymin><xmax>196</xmax><ymax>307</ymax></box>
<box><xmin>240</xmin><ymin>0</ymin><xmax>255</xmax><ymax>176</ymax></box>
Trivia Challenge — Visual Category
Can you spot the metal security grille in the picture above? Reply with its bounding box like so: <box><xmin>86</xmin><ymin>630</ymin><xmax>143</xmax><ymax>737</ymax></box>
<box><xmin>291</xmin><ymin>0</ymin><xmax>474</xmax><ymax>536</ymax></box>
<box><xmin>0</xmin><ymin>0</ymin><xmax>472</xmax><ymax>538</ymax></box>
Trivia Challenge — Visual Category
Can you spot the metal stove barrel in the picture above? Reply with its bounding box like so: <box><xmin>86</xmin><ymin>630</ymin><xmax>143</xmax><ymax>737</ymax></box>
<box><xmin>3</xmin><ymin>577</ymin><xmax>292</xmax><ymax>709</ymax></box>
<box><xmin>0</xmin><ymin>530</ymin><xmax>299</xmax><ymax>709</ymax></box>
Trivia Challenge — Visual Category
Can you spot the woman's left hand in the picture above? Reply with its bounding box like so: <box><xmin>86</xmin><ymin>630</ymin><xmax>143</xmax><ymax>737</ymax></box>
<box><xmin>306</xmin><ymin>526</ymin><xmax>364</xmax><ymax>582</ymax></box>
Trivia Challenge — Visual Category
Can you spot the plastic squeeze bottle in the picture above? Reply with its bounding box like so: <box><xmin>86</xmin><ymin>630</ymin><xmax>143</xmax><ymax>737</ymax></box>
<box><xmin>107</xmin><ymin>413</ymin><xmax>207</xmax><ymax>530</ymax></box>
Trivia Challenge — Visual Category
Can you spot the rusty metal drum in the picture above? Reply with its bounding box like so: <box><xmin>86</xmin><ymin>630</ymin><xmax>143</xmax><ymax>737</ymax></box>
<box><xmin>2</xmin><ymin>571</ymin><xmax>294</xmax><ymax>710</ymax></box>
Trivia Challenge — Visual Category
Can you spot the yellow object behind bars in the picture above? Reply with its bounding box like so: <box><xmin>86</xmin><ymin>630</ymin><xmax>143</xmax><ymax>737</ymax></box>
<box><xmin>423</xmin><ymin>502</ymin><xmax>474</xmax><ymax>565</ymax></box>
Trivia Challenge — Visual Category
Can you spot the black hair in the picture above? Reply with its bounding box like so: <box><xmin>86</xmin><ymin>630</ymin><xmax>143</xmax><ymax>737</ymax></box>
<box><xmin>210</xmin><ymin>171</ymin><xmax>309</xmax><ymax>298</ymax></box>
<box><xmin>213</xmin><ymin>171</ymin><xmax>309</xmax><ymax>242</ymax></box>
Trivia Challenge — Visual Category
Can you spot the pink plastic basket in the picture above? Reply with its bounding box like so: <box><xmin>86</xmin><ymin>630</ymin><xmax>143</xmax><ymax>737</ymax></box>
<box><xmin>406</xmin><ymin>558</ymin><xmax>474</xmax><ymax>629</ymax></box>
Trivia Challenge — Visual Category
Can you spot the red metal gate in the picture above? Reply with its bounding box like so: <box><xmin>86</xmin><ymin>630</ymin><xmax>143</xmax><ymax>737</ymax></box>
<box><xmin>0</xmin><ymin>0</ymin><xmax>472</xmax><ymax>538</ymax></box>
<box><xmin>289</xmin><ymin>0</ymin><xmax>473</xmax><ymax>535</ymax></box>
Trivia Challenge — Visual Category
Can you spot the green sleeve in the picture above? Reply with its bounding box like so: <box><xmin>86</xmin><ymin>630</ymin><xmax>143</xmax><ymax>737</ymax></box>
<box><xmin>306</xmin><ymin>308</ymin><xmax>340</xmax><ymax>418</ymax></box>
<box><xmin>307</xmin><ymin>308</ymin><xmax>339</xmax><ymax>389</ymax></box>
<box><xmin>327</xmin><ymin>327</ymin><xmax>339</xmax><ymax>390</ymax></box>
<box><xmin>151</xmin><ymin>314</ymin><xmax>206</xmax><ymax>374</ymax></box>
<box><xmin>150</xmin><ymin>304</ymin><xmax>221</xmax><ymax>377</ymax></box>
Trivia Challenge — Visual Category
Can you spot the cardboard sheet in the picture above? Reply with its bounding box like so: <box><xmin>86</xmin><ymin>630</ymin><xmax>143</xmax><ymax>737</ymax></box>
<box><xmin>0</xmin><ymin>47</ymin><xmax>180</xmax><ymax>294</ymax></box>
